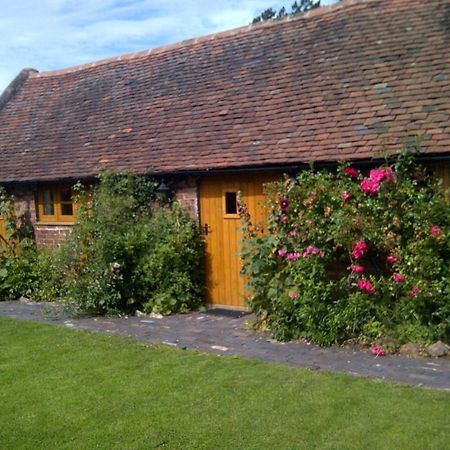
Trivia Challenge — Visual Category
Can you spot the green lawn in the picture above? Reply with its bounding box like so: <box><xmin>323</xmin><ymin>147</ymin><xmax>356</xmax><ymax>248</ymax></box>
<box><xmin>0</xmin><ymin>317</ymin><xmax>449</xmax><ymax>450</ymax></box>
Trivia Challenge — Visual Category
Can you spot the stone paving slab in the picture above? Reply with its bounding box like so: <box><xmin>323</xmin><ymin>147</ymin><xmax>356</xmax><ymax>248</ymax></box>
<box><xmin>1</xmin><ymin>300</ymin><xmax>449</xmax><ymax>390</ymax></box>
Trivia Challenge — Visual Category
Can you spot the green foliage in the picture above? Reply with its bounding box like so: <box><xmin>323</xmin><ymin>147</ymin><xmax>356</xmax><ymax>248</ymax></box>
<box><xmin>134</xmin><ymin>208</ymin><xmax>205</xmax><ymax>314</ymax></box>
<box><xmin>29</xmin><ymin>248</ymin><xmax>67</xmax><ymax>302</ymax></box>
<box><xmin>240</xmin><ymin>149</ymin><xmax>450</xmax><ymax>346</ymax></box>
<box><xmin>0</xmin><ymin>172</ymin><xmax>204</xmax><ymax>315</ymax></box>
<box><xmin>252</xmin><ymin>0</ymin><xmax>321</xmax><ymax>23</ymax></box>
<box><xmin>0</xmin><ymin>187</ymin><xmax>37</xmax><ymax>300</ymax></box>
<box><xmin>56</xmin><ymin>170</ymin><xmax>204</xmax><ymax>315</ymax></box>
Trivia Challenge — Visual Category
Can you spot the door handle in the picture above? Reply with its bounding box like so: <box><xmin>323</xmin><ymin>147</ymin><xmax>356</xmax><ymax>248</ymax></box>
<box><xmin>203</xmin><ymin>224</ymin><xmax>209</xmax><ymax>235</ymax></box>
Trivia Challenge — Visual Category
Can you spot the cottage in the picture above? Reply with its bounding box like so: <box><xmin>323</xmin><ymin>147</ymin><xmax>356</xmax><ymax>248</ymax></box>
<box><xmin>0</xmin><ymin>0</ymin><xmax>449</xmax><ymax>307</ymax></box>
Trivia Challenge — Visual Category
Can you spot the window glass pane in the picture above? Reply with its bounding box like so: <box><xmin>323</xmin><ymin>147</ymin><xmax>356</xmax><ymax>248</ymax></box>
<box><xmin>42</xmin><ymin>190</ymin><xmax>54</xmax><ymax>215</ymax></box>
<box><xmin>42</xmin><ymin>190</ymin><xmax>53</xmax><ymax>204</ymax></box>
<box><xmin>225</xmin><ymin>192</ymin><xmax>237</xmax><ymax>215</ymax></box>
<box><xmin>60</xmin><ymin>203</ymin><xmax>73</xmax><ymax>216</ymax></box>
<box><xmin>60</xmin><ymin>189</ymin><xmax>72</xmax><ymax>202</ymax></box>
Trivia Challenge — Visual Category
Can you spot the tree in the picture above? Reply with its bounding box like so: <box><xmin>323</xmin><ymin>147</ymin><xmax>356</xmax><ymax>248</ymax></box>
<box><xmin>252</xmin><ymin>0</ymin><xmax>321</xmax><ymax>23</ymax></box>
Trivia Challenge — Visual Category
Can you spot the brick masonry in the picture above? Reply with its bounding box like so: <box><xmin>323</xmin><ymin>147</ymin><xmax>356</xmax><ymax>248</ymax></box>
<box><xmin>175</xmin><ymin>176</ymin><xmax>200</xmax><ymax>223</ymax></box>
<box><xmin>11</xmin><ymin>186</ymin><xmax>36</xmax><ymax>225</ymax></box>
<box><xmin>34</xmin><ymin>224</ymin><xmax>73</xmax><ymax>247</ymax></box>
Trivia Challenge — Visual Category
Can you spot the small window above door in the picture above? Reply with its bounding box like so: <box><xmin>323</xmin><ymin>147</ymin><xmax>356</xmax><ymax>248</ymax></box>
<box><xmin>223</xmin><ymin>191</ymin><xmax>239</xmax><ymax>218</ymax></box>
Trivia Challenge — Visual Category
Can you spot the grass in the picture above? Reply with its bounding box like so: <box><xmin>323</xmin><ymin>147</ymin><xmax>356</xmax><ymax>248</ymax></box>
<box><xmin>0</xmin><ymin>317</ymin><xmax>449</xmax><ymax>450</ymax></box>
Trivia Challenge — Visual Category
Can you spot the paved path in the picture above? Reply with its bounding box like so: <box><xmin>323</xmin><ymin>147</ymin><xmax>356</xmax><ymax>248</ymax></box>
<box><xmin>1</xmin><ymin>300</ymin><xmax>449</xmax><ymax>389</ymax></box>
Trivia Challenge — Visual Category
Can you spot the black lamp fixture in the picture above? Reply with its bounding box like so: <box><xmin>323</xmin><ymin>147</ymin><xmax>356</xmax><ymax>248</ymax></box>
<box><xmin>155</xmin><ymin>180</ymin><xmax>171</xmax><ymax>203</ymax></box>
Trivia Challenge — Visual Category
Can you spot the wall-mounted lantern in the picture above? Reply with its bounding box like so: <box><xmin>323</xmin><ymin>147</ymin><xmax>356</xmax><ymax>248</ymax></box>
<box><xmin>155</xmin><ymin>180</ymin><xmax>171</xmax><ymax>204</ymax></box>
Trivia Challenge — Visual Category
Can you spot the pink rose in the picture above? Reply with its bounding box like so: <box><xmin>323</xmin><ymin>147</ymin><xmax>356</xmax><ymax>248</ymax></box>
<box><xmin>307</xmin><ymin>245</ymin><xmax>319</xmax><ymax>255</ymax></box>
<box><xmin>344</xmin><ymin>167</ymin><xmax>360</xmax><ymax>179</ymax></box>
<box><xmin>351</xmin><ymin>240</ymin><xmax>368</xmax><ymax>259</ymax></box>
<box><xmin>369</xmin><ymin>167</ymin><xmax>396</xmax><ymax>184</ymax></box>
<box><xmin>360</xmin><ymin>178</ymin><xmax>380</xmax><ymax>195</ymax></box>
<box><xmin>393</xmin><ymin>273</ymin><xmax>405</xmax><ymax>283</ymax></box>
<box><xmin>301</xmin><ymin>245</ymin><xmax>322</xmax><ymax>258</ymax></box>
<box><xmin>408</xmin><ymin>286</ymin><xmax>420</xmax><ymax>298</ymax></box>
<box><xmin>387</xmin><ymin>255</ymin><xmax>400</xmax><ymax>264</ymax></box>
<box><xmin>360</xmin><ymin>166</ymin><xmax>396</xmax><ymax>196</ymax></box>
<box><xmin>341</xmin><ymin>191</ymin><xmax>352</xmax><ymax>202</ymax></box>
<box><xmin>277</xmin><ymin>248</ymin><xmax>287</xmax><ymax>257</ymax></box>
<box><xmin>287</xmin><ymin>252</ymin><xmax>301</xmax><ymax>261</ymax></box>
<box><xmin>288</xmin><ymin>292</ymin><xmax>300</xmax><ymax>299</ymax></box>
<box><xmin>357</xmin><ymin>279</ymin><xmax>375</xmax><ymax>293</ymax></box>
<box><xmin>351</xmin><ymin>265</ymin><xmax>365</xmax><ymax>274</ymax></box>
<box><xmin>369</xmin><ymin>169</ymin><xmax>384</xmax><ymax>184</ymax></box>
<box><xmin>371</xmin><ymin>346</ymin><xmax>385</xmax><ymax>357</ymax></box>
<box><xmin>431</xmin><ymin>225</ymin><xmax>441</xmax><ymax>237</ymax></box>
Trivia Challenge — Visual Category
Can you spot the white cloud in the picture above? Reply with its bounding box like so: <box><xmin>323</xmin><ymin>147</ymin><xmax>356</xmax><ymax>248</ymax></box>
<box><xmin>0</xmin><ymin>0</ymin><xmax>338</xmax><ymax>92</ymax></box>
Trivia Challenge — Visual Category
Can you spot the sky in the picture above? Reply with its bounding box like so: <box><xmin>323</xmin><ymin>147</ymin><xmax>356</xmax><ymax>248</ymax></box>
<box><xmin>0</xmin><ymin>0</ymin><xmax>337</xmax><ymax>92</ymax></box>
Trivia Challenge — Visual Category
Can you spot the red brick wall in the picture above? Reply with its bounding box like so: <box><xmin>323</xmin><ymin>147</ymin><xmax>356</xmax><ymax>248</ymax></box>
<box><xmin>11</xmin><ymin>186</ymin><xmax>37</xmax><ymax>226</ymax></box>
<box><xmin>175</xmin><ymin>176</ymin><xmax>199</xmax><ymax>223</ymax></box>
<box><xmin>34</xmin><ymin>224</ymin><xmax>72</xmax><ymax>246</ymax></box>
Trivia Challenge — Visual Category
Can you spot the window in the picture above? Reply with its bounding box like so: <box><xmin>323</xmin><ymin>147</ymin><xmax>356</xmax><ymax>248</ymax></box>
<box><xmin>42</xmin><ymin>190</ymin><xmax>55</xmax><ymax>216</ymax></box>
<box><xmin>223</xmin><ymin>190</ymin><xmax>239</xmax><ymax>218</ymax></box>
<box><xmin>225</xmin><ymin>192</ymin><xmax>238</xmax><ymax>214</ymax></box>
<box><xmin>37</xmin><ymin>187</ymin><xmax>77</xmax><ymax>222</ymax></box>
<box><xmin>59</xmin><ymin>189</ymin><xmax>74</xmax><ymax>216</ymax></box>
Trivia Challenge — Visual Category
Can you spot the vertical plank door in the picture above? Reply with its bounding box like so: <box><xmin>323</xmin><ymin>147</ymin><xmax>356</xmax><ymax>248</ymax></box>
<box><xmin>0</xmin><ymin>216</ymin><xmax>7</xmax><ymax>246</ymax></box>
<box><xmin>199</xmin><ymin>173</ymin><xmax>277</xmax><ymax>307</ymax></box>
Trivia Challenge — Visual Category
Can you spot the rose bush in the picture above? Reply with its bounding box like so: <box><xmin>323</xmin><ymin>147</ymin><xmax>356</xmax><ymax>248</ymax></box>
<box><xmin>240</xmin><ymin>150</ymin><xmax>449</xmax><ymax>346</ymax></box>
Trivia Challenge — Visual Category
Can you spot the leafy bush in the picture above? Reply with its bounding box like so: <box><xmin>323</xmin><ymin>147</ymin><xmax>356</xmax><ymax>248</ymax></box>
<box><xmin>58</xmin><ymin>170</ymin><xmax>204</xmax><ymax>315</ymax></box>
<box><xmin>0</xmin><ymin>187</ymin><xmax>38</xmax><ymax>300</ymax></box>
<box><xmin>240</xmin><ymin>149</ymin><xmax>449</xmax><ymax>346</ymax></box>
<box><xmin>28</xmin><ymin>248</ymin><xmax>65</xmax><ymax>302</ymax></box>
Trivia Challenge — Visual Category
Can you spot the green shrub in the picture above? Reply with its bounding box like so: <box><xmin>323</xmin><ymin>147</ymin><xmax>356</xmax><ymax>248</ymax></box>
<box><xmin>28</xmin><ymin>248</ymin><xmax>65</xmax><ymax>302</ymax></box>
<box><xmin>58</xmin><ymin>170</ymin><xmax>204</xmax><ymax>315</ymax></box>
<box><xmin>0</xmin><ymin>187</ymin><xmax>38</xmax><ymax>300</ymax></box>
<box><xmin>0</xmin><ymin>173</ymin><xmax>205</xmax><ymax>314</ymax></box>
<box><xmin>134</xmin><ymin>207</ymin><xmax>205</xmax><ymax>314</ymax></box>
<box><xmin>240</xmin><ymin>148</ymin><xmax>449</xmax><ymax>346</ymax></box>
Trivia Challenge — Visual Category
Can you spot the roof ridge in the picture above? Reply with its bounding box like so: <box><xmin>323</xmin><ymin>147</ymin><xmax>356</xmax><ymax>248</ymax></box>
<box><xmin>0</xmin><ymin>68</ymin><xmax>38</xmax><ymax>112</ymax></box>
<box><xmin>30</xmin><ymin>0</ymin><xmax>378</xmax><ymax>79</ymax></box>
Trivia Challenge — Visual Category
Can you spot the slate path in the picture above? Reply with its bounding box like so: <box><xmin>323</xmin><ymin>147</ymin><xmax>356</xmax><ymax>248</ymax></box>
<box><xmin>1</xmin><ymin>300</ymin><xmax>449</xmax><ymax>390</ymax></box>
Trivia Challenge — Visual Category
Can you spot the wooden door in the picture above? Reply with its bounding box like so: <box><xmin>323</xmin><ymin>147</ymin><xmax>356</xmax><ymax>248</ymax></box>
<box><xmin>199</xmin><ymin>173</ymin><xmax>277</xmax><ymax>307</ymax></box>
<box><xmin>0</xmin><ymin>216</ymin><xmax>7</xmax><ymax>246</ymax></box>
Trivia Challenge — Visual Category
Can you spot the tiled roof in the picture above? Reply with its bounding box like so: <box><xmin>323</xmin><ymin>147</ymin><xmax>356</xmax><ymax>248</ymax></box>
<box><xmin>0</xmin><ymin>0</ymin><xmax>449</xmax><ymax>183</ymax></box>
